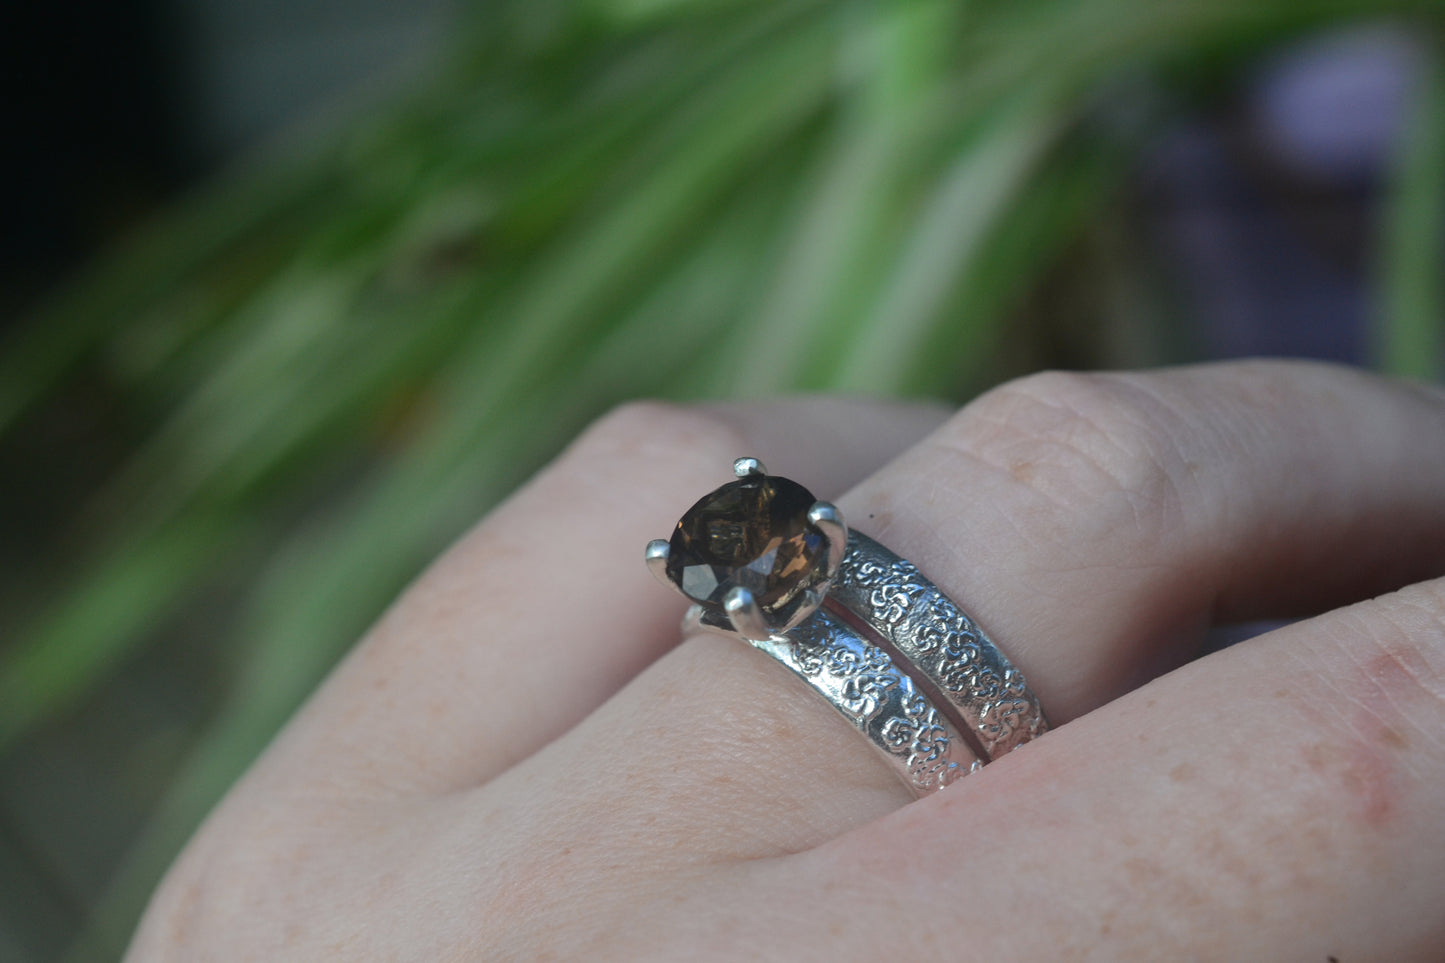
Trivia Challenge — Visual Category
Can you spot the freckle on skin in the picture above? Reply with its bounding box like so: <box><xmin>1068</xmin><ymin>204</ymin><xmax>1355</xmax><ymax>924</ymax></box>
<box><xmin>864</xmin><ymin>489</ymin><xmax>894</xmax><ymax>531</ymax></box>
<box><xmin>1168</xmin><ymin>762</ymin><xmax>1194</xmax><ymax>783</ymax></box>
<box><xmin>1302</xmin><ymin>739</ymin><xmax>1395</xmax><ymax>829</ymax></box>
<box><xmin>1291</xmin><ymin>642</ymin><xmax>1427</xmax><ymax>832</ymax></box>
<box><xmin>1344</xmin><ymin>648</ymin><xmax>1426</xmax><ymax>825</ymax></box>
<box><xmin>1010</xmin><ymin>460</ymin><xmax>1036</xmax><ymax>484</ymax></box>
<box><xmin>1122</xmin><ymin>857</ymin><xmax>1157</xmax><ymax>889</ymax></box>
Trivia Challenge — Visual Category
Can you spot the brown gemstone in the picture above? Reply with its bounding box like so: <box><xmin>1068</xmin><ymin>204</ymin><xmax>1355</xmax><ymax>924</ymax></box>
<box><xmin>666</xmin><ymin>474</ymin><xmax>826</xmax><ymax>614</ymax></box>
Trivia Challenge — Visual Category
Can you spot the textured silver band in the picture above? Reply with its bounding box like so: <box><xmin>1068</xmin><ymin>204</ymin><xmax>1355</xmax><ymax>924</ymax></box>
<box><xmin>827</xmin><ymin>531</ymin><xmax>1048</xmax><ymax>759</ymax></box>
<box><xmin>749</xmin><ymin>607</ymin><xmax>977</xmax><ymax>796</ymax></box>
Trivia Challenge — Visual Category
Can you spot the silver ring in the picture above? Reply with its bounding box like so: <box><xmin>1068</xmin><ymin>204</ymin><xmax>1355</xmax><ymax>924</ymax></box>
<box><xmin>645</xmin><ymin>458</ymin><xmax>1046</xmax><ymax>794</ymax></box>
<box><xmin>691</xmin><ymin>603</ymin><xmax>976</xmax><ymax>794</ymax></box>
<box><xmin>828</xmin><ymin>532</ymin><xmax>1048</xmax><ymax>759</ymax></box>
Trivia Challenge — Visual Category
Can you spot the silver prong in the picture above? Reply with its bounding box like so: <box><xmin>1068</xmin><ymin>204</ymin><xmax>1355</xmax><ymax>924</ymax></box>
<box><xmin>733</xmin><ymin>457</ymin><xmax>767</xmax><ymax>477</ymax></box>
<box><xmin>807</xmin><ymin>500</ymin><xmax>848</xmax><ymax>577</ymax></box>
<box><xmin>682</xmin><ymin>604</ymin><xmax>705</xmax><ymax>636</ymax></box>
<box><xmin>724</xmin><ymin>586</ymin><xmax>770</xmax><ymax>641</ymax></box>
<box><xmin>645</xmin><ymin>539</ymin><xmax>671</xmax><ymax>585</ymax></box>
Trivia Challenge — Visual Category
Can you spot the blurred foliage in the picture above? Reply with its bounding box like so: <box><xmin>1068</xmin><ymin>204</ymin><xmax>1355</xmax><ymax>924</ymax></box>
<box><xmin>0</xmin><ymin>0</ymin><xmax>1442</xmax><ymax>959</ymax></box>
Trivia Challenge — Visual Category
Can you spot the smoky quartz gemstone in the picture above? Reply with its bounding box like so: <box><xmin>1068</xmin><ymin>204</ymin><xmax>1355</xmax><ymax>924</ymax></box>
<box><xmin>665</xmin><ymin>473</ymin><xmax>828</xmax><ymax>617</ymax></box>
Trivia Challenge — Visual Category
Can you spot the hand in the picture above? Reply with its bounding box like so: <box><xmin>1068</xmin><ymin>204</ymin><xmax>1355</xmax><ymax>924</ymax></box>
<box><xmin>127</xmin><ymin>361</ymin><xmax>1445</xmax><ymax>960</ymax></box>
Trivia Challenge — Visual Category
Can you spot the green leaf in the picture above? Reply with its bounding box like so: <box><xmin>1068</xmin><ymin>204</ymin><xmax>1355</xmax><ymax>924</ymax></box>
<box><xmin>1376</xmin><ymin>42</ymin><xmax>1445</xmax><ymax>380</ymax></box>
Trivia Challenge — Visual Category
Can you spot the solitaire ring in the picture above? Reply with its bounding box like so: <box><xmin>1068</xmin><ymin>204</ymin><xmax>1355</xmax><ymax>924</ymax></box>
<box><xmin>645</xmin><ymin>458</ymin><xmax>1047</xmax><ymax>794</ymax></box>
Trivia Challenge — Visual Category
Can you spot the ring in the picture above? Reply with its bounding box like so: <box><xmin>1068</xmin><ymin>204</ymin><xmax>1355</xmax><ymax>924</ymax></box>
<box><xmin>829</xmin><ymin>533</ymin><xmax>1049</xmax><ymax>759</ymax></box>
<box><xmin>645</xmin><ymin>458</ymin><xmax>1047</xmax><ymax>794</ymax></box>
<box><xmin>726</xmin><ymin>605</ymin><xmax>975</xmax><ymax>793</ymax></box>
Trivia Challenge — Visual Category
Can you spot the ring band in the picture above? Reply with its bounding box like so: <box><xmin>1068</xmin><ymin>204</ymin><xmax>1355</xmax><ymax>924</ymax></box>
<box><xmin>687</xmin><ymin>604</ymin><xmax>976</xmax><ymax>795</ymax></box>
<box><xmin>827</xmin><ymin>532</ymin><xmax>1048</xmax><ymax>760</ymax></box>
<box><xmin>647</xmin><ymin>458</ymin><xmax>1047</xmax><ymax>794</ymax></box>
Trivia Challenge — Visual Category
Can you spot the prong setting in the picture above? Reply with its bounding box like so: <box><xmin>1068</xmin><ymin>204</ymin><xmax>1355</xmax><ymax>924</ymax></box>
<box><xmin>645</xmin><ymin>539</ymin><xmax>671</xmax><ymax>585</ymax></box>
<box><xmin>807</xmin><ymin>500</ymin><xmax>848</xmax><ymax>579</ymax></box>
<box><xmin>724</xmin><ymin>586</ymin><xmax>771</xmax><ymax>641</ymax></box>
<box><xmin>650</xmin><ymin>460</ymin><xmax>835</xmax><ymax>642</ymax></box>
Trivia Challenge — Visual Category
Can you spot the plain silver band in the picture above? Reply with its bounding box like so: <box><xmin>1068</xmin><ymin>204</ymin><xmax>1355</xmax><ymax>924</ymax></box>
<box><xmin>702</xmin><ymin>606</ymin><xmax>978</xmax><ymax>796</ymax></box>
<box><xmin>826</xmin><ymin>531</ymin><xmax>1048</xmax><ymax>759</ymax></box>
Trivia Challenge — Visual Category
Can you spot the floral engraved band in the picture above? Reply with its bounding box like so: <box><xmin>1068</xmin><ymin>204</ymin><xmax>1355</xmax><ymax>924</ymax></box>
<box><xmin>829</xmin><ymin>533</ymin><xmax>1048</xmax><ymax>759</ymax></box>
<box><xmin>645</xmin><ymin>458</ymin><xmax>1047</xmax><ymax>796</ymax></box>
<box><xmin>752</xmin><ymin>607</ymin><xmax>972</xmax><ymax>793</ymax></box>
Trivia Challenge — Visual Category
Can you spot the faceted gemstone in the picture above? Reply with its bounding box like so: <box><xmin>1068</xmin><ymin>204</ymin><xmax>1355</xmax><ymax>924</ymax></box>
<box><xmin>666</xmin><ymin>474</ymin><xmax>826</xmax><ymax>613</ymax></box>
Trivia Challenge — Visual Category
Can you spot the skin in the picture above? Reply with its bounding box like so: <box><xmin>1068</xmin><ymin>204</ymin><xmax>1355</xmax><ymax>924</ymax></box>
<box><xmin>126</xmin><ymin>360</ymin><xmax>1445</xmax><ymax>961</ymax></box>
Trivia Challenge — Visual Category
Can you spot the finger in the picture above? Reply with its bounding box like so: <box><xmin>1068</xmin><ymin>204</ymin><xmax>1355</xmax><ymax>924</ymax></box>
<box><xmin>840</xmin><ymin>360</ymin><xmax>1445</xmax><ymax>720</ymax></box>
<box><xmin>469</xmin><ymin>361</ymin><xmax>1445</xmax><ymax>876</ymax></box>
<box><xmin>737</xmin><ymin>576</ymin><xmax>1445</xmax><ymax>960</ymax></box>
<box><xmin>253</xmin><ymin>397</ymin><xmax>949</xmax><ymax>796</ymax></box>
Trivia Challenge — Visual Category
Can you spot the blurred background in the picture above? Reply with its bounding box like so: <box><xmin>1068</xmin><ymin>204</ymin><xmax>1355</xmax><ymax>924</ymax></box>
<box><xmin>2</xmin><ymin>0</ymin><xmax>1443</xmax><ymax>958</ymax></box>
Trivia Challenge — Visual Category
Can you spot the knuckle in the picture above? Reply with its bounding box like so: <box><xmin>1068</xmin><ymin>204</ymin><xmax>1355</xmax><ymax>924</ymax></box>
<box><xmin>939</xmin><ymin>370</ymin><xmax>1196</xmax><ymax>544</ymax></box>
